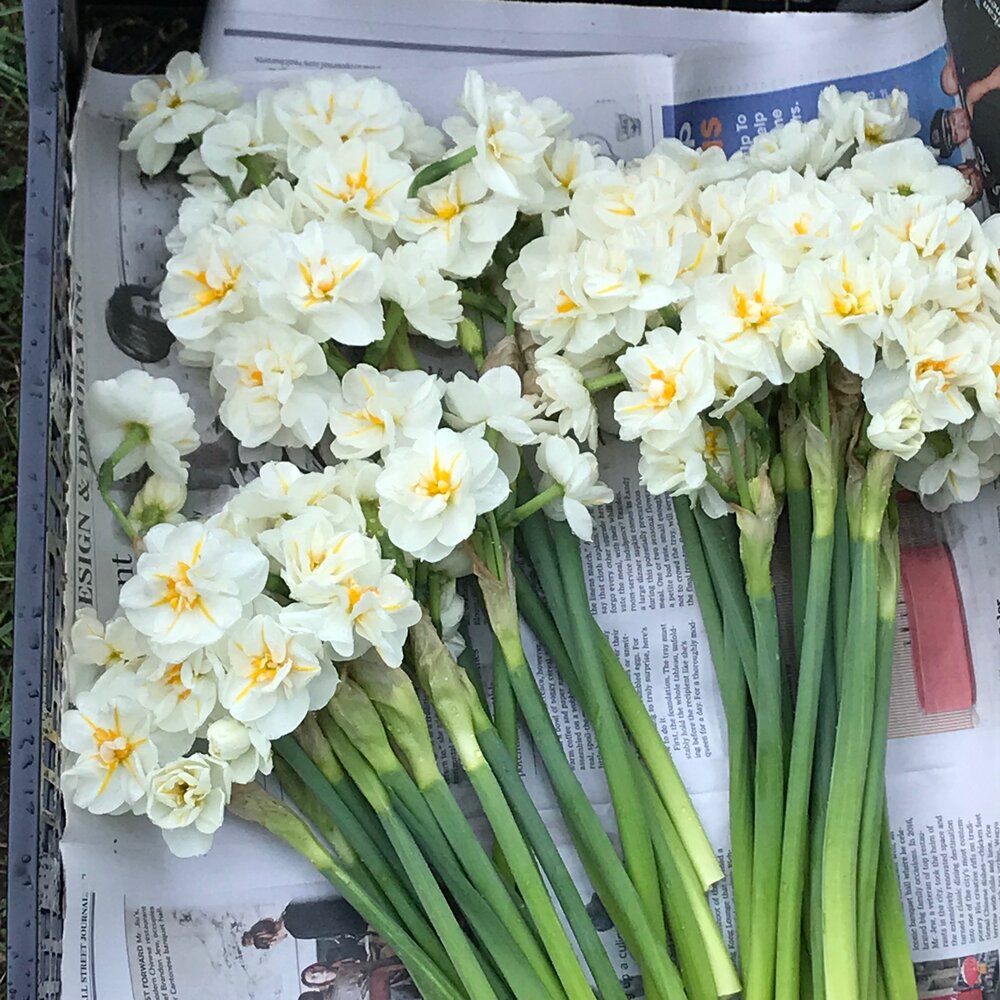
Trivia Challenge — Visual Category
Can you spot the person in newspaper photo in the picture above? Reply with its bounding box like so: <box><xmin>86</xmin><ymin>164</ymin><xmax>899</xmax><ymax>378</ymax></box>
<box><xmin>242</xmin><ymin>897</ymin><xmax>418</xmax><ymax>999</ymax></box>
<box><xmin>942</xmin><ymin>0</ymin><xmax>1000</xmax><ymax>209</ymax></box>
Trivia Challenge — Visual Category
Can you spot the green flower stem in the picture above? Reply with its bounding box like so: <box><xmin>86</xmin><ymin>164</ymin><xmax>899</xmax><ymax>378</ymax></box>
<box><xmin>808</xmin><ymin>630</ymin><xmax>839</xmax><ymax>1000</ymax></box>
<box><xmin>774</xmin><ymin>424</ymin><xmax>837</xmax><ymax>999</ymax></box>
<box><xmin>673</xmin><ymin>500</ymin><xmax>755</xmax><ymax>936</ymax></box>
<box><xmin>856</xmin><ymin>515</ymin><xmax>901</xmax><ymax>992</ymax></box>
<box><xmin>481</xmin><ymin>513</ymin><xmax>519</xmax><ymax>762</ymax></box>
<box><xmin>548</xmin><ymin>521</ymin><xmax>666</xmax><ymax>946</ymax></box>
<box><xmin>782</xmin><ymin>424</ymin><xmax>812</xmax><ymax>656</ymax></box>
<box><xmin>831</xmin><ymin>477</ymin><xmax>853</xmax><ymax>681</ymax></box>
<box><xmin>736</xmin><ymin>478</ymin><xmax>785</xmax><ymax>1000</ymax></box>
<box><xmin>583</xmin><ymin>371</ymin><xmax>627</xmax><ymax>393</ymax></box>
<box><xmin>472</xmin><ymin>721</ymin><xmax>630</xmax><ymax>1000</ymax></box>
<box><xmin>502</xmin><ymin>483</ymin><xmax>564</xmax><ymax>530</ymax></box>
<box><xmin>294</xmin><ymin>714</ymin><xmax>394</xmax><ymax>861</ymax></box>
<box><xmin>273</xmin><ymin>756</ymin><xmax>408</xmax><ymax>935</ymax></box>
<box><xmin>228</xmin><ymin>784</ymin><xmax>465</xmax><ymax>1000</ymax></box>
<box><xmin>408</xmin><ymin>145</ymin><xmax>477</xmax><ymax>197</ymax></box>
<box><xmin>327</xmin><ymin>678</ymin><xmax>572</xmax><ymax>1000</ymax></box>
<box><xmin>400</xmin><ymin>628</ymin><xmax>596</xmax><ymax>1000</ymax></box>
<box><xmin>321</xmin><ymin>715</ymin><xmax>540</xmax><ymax>1000</ymax></box>
<box><xmin>875</xmin><ymin>820</ymin><xmax>918</xmax><ymax>1000</ymax></box>
<box><xmin>211</xmin><ymin>171</ymin><xmax>241</xmax><ymax>202</ymax></box>
<box><xmin>97</xmin><ymin>423</ymin><xmax>148</xmax><ymax>542</ymax></box>
<box><xmin>411</xmin><ymin>617</ymin><xmax>687</xmax><ymax>1000</ymax></box>
<box><xmin>363</xmin><ymin>300</ymin><xmax>407</xmax><ymax>368</ymax></box>
<box><xmin>692</xmin><ymin>508</ymin><xmax>758</xmax><ymax>705</ymax></box>
<box><xmin>314</xmin><ymin>719</ymin><xmax>500</xmax><ymax>1000</ymax></box>
<box><xmin>513</xmin><ymin>562</ymin><xmax>723</xmax><ymax>892</ymax></box>
<box><xmin>821</xmin><ymin>450</ymin><xmax>896</xmax><ymax>1000</ymax></box>
<box><xmin>640</xmin><ymin>763</ymin><xmax>741</xmax><ymax>998</ymax></box>
<box><xmin>460</xmin><ymin>289</ymin><xmax>508</xmax><ymax>326</ymax></box>
<box><xmin>276</xmin><ymin>735</ymin><xmax>454</xmax><ymax>981</ymax></box>
<box><xmin>385</xmin><ymin>326</ymin><xmax>420</xmax><ymax>371</ymax></box>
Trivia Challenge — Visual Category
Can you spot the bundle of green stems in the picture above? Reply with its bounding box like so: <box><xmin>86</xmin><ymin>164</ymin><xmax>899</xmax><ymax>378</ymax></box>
<box><xmin>231</xmin><ymin>477</ymin><xmax>743</xmax><ymax>1000</ymax></box>
<box><xmin>670</xmin><ymin>363</ymin><xmax>918</xmax><ymax>1000</ymax></box>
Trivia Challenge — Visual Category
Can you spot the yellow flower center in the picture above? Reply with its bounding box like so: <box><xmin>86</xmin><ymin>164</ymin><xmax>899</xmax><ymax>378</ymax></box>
<box><xmin>915</xmin><ymin>356</ymin><xmax>960</xmax><ymax>387</ymax></box>
<box><xmin>300</xmin><ymin>256</ymin><xmax>362</xmax><ymax>307</ymax></box>
<box><xmin>731</xmin><ymin>278</ymin><xmax>782</xmax><ymax>333</ymax></box>
<box><xmin>419</xmin><ymin>452</ymin><xmax>461</xmax><ymax>500</ymax></box>
<box><xmin>153</xmin><ymin>537</ymin><xmax>215</xmax><ymax>626</ymax></box>
<box><xmin>555</xmin><ymin>291</ymin><xmax>579</xmax><ymax>315</ymax></box>
<box><xmin>178</xmin><ymin>264</ymin><xmax>241</xmax><ymax>316</ymax></box>
<box><xmin>85</xmin><ymin>707</ymin><xmax>147</xmax><ymax>795</ymax></box>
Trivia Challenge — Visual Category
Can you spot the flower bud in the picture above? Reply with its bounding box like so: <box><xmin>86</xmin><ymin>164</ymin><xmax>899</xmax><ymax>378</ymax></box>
<box><xmin>207</xmin><ymin>718</ymin><xmax>252</xmax><ymax>762</ymax></box>
<box><xmin>128</xmin><ymin>474</ymin><xmax>187</xmax><ymax>533</ymax></box>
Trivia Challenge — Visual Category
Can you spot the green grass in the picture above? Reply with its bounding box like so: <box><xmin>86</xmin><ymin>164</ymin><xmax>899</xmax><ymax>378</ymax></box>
<box><xmin>0</xmin><ymin>2</ymin><xmax>26</xmax><ymax>987</ymax></box>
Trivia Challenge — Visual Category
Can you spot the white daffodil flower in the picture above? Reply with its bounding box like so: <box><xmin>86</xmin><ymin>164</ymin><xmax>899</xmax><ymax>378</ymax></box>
<box><xmin>218</xmin><ymin>462</ymin><xmax>364</xmax><ymax>541</ymax></box>
<box><xmin>973</xmin><ymin>333</ymin><xmax>1000</xmax><ymax>425</ymax></box>
<box><xmin>119</xmin><ymin>521</ymin><xmax>269</xmax><ymax>659</ymax></box>
<box><xmin>128</xmin><ymin>475</ymin><xmax>188</xmax><ymax>535</ymax></box>
<box><xmin>120</xmin><ymin>52</ymin><xmax>240</xmax><ymax>175</ymax></box>
<box><xmin>875</xmin><ymin>193</ymin><xmax>975</xmax><ymax>266</ymax></box>
<box><xmin>896</xmin><ymin>418</ymin><xmax>997</xmax><ymax>512</ymax></box>
<box><xmin>614</xmin><ymin>329</ymin><xmax>717</xmax><ymax>442</ymax></box>
<box><xmin>206</xmin><ymin>718</ymin><xmax>273</xmax><ymax>784</ymax></box>
<box><xmin>683</xmin><ymin>255</ymin><xmax>796</xmax><ymax>386</ymax></box>
<box><xmin>570</xmin><ymin>168</ymin><xmax>687</xmax><ymax>243</ymax></box>
<box><xmin>190</xmin><ymin>90</ymin><xmax>286</xmax><ymax>189</ymax></box>
<box><xmin>865</xmin><ymin>395</ymin><xmax>926</xmax><ymax>460</ymax></box>
<box><xmin>800</xmin><ymin>248</ymin><xmax>885</xmax><ymax>377</ymax></box>
<box><xmin>533</xmin><ymin>355</ymin><xmax>601</xmax><ymax>449</ymax></box>
<box><xmin>84</xmin><ymin>370</ymin><xmax>199</xmax><ymax>484</ymax></box>
<box><xmin>535</xmin><ymin>436</ymin><xmax>614</xmax><ymax>542</ymax></box>
<box><xmin>213</xmin><ymin>319</ymin><xmax>336</xmax><ymax>448</ymax></box>
<box><xmin>842</xmin><ymin>140</ymin><xmax>970</xmax><ymax>202</ymax></box>
<box><xmin>445</xmin><ymin>367</ymin><xmax>551</xmax><ymax>445</ymax></box>
<box><xmin>223</xmin><ymin>178</ymin><xmax>313</xmax><ymax>237</ymax></box>
<box><xmin>273</xmin><ymin>75</ymin><xmax>411</xmax><ymax>171</ymax></box>
<box><xmin>376</xmin><ymin>426</ymin><xmax>510</xmax><ymax>561</ymax></box>
<box><xmin>258</xmin><ymin>507</ymin><xmax>365</xmax><ymax>594</ymax></box>
<box><xmin>267</xmin><ymin>515</ymin><xmax>419</xmax><ymax>666</ymax></box>
<box><xmin>443</xmin><ymin>70</ymin><xmax>571</xmax><ymax>206</ymax></box>
<box><xmin>258</xmin><ymin>221</ymin><xmax>384</xmax><ymax>345</ymax></box>
<box><xmin>380</xmin><ymin>244</ymin><xmax>463</xmax><ymax>344</ymax></box>
<box><xmin>538</xmin><ymin>138</ymin><xmax>599</xmax><ymax>212</ymax></box>
<box><xmin>219</xmin><ymin>611</ymin><xmax>339</xmax><ymax>736</ymax></box>
<box><xmin>297</xmin><ymin>138</ymin><xmax>413</xmax><ymax>245</ymax></box>
<box><xmin>505</xmin><ymin>216</ymin><xmax>618</xmax><ymax>357</ymax></box>
<box><xmin>61</xmin><ymin>693</ymin><xmax>160</xmax><ymax>815</ymax></box>
<box><xmin>638</xmin><ymin>423</ymin><xmax>709</xmax><ymax>498</ymax></box>
<box><xmin>134</xmin><ymin>648</ymin><xmax>221</xmax><ymax>734</ymax></box>
<box><xmin>817</xmin><ymin>86</ymin><xmax>918</xmax><ymax>150</ymax></box>
<box><xmin>328</xmin><ymin>365</ymin><xmax>443</xmax><ymax>460</ymax></box>
<box><xmin>652</xmin><ymin>137</ymin><xmax>748</xmax><ymax>188</ymax></box>
<box><xmin>779</xmin><ymin>318</ymin><xmax>827</xmax><ymax>376</ymax></box>
<box><xmin>745</xmin><ymin>119</ymin><xmax>829</xmax><ymax>176</ymax></box>
<box><xmin>395</xmin><ymin>164</ymin><xmax>518</xmax><ymax>279</ymax></box>
<box><xmin>146</xmin><ymin>754</ymin><xmax>232</xmax><ymax>857</ymax></box>
<box><xmin>160</xmin><ymin>226</ymin><xmax>256</xmax><ymax>344</ymax></box>
<box><xmin>166</xmin><ymin>181</ymin><xmax>231</xmax><ymax>253</ymax></box>
<box><xmin>67</xmin><ymin>610</ymin><xmax>149</xmax><ymax>704</ymax></box>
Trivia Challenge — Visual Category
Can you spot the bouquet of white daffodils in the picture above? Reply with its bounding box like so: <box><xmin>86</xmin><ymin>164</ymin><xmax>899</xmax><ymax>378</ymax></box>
<box><xmin>66</xmin><ymin>48</ymin><xmax>1000</xmax><ymax>1000</ymax></box>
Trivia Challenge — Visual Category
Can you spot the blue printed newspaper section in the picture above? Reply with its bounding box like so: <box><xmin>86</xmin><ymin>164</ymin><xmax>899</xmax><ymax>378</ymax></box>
<box><xmin>665</xmin><ymin>49</ymin><xmax>959</xmax><ymax>163</ymax></box>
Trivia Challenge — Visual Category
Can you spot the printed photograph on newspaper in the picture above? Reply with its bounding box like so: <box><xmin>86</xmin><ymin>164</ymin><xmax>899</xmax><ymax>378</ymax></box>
<box><xmin>125</xmin><ymin>886</ymin><xmax>418</xmax><ymax>1000</ymax></box>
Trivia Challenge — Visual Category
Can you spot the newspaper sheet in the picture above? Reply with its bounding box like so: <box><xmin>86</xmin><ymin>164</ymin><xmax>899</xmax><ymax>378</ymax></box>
<box><xmin>61</xmin><ymin>7</ymin><xmax>999</xmax><ymax>999</ymax></box>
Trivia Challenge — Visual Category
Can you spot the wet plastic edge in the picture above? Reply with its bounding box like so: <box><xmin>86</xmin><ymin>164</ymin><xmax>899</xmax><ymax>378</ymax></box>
<box><xmin>8</xmin><ymin>2</ymin><xmax>63</xmax><ymax>998</ymax></box>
